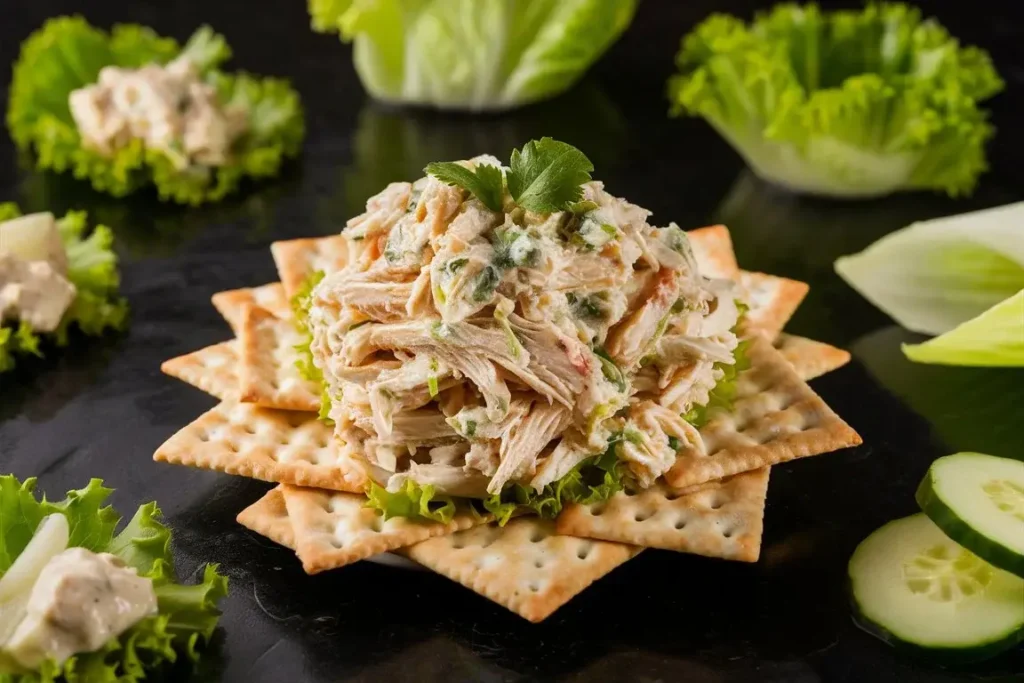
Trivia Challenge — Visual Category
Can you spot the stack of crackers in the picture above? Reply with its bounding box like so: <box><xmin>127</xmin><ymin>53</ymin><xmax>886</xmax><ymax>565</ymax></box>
<box><xmin>155</xmin><ymin>225</ymin><xmax>861</xmax><ymax>622</ymax></box>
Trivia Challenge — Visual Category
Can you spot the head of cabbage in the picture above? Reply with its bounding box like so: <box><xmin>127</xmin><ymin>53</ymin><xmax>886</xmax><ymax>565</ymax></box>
<box><xmin>309</xmin><ymin>0</ymin><xmax>639</xmax><ymax>111</ymax></box>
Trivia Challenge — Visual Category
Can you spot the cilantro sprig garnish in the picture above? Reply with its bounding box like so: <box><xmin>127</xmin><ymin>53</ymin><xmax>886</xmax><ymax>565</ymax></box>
<box><xmin>425</xmin><ymin>138</ymin><xmax>594</xmax><ymax>214</ymax></box>
<box><xmin>507</xmin><ymin>138</ymin><xmax>595</xmax><ymax>213</ymax></box>
<box><xmin>423</xmin><ymin>162</ymin><xmax>504</xmax><ymax>212</ymax></box>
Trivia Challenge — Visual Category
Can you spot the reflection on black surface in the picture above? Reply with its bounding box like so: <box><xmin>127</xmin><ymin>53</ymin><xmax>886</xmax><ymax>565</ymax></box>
<box><xmin>712</xmin><ymin>172</ymin><xmax>991</xmax><ymax>344</ymax></box>
<box><xmin>852</xmin><ymin>326</ymin><xmax>1023</xmax><ymax>460</ymax></box>
<box><xmin>170</xmin><ymin>629</ymin><xmax>228</xmax><ymax>683</ymax></box>
<box><xmin>15</xmin><ymin>161</ymin><xmax>299</xmax><ymax>258</ymax></box>
<box><xmin>327</xmin><ymin>82</ymin><xmax>626</xmax><ymax>225</ymax></box>
<box><xmin>714</xmin><ymin>171</ymin><xmax>959</xmax><ymax>274</ymax></box>
<box><xmin>0</xmin><ymin>331</ymin><xmax>121</xmax><ymax>424</ymax></box>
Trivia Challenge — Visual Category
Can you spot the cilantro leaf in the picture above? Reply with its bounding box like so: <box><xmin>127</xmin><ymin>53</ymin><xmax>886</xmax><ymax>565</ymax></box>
<box><xmin>424</xmin><ymin>161</ymin><xmax>504</xmax><ymax>212</ymax></box>
<box><xmin>506</xmin><ymin>138</ymin><xmax>593</xmax><ymax>213</ymax></box>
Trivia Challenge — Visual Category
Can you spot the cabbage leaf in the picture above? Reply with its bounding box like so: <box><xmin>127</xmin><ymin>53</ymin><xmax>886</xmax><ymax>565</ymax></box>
<box><xmin>0</xmin><ymin>476</ymin><xmax>227</xmax><ymax>682</ymax></box>
<box><xmin>7</xmin><ymin>17</ymin><xmax>304</xmax><ymax>205</ymax></box>
<box><xmin>668</xmin><ymin>3</ymin><xmax>1003</xmax><ymax>198</ymax></box>
<box><xmin>902</xmin><ymin>291</ymin><xmax>1023</xmax><ymax>367</ymax></box>
<box><xmin>836</xmin><ymin>202</ymin><xmax>1024</xmax><ymax>367</ymax></box>
<box><xmin>0</xmin><ymin>203</ymin><xmax>128</xmax><ymax>374</ymax></box>
<box><xmin>309</xmin><ymin>0</ymin><xmax>639</xmax><ymax>111</ymax></box>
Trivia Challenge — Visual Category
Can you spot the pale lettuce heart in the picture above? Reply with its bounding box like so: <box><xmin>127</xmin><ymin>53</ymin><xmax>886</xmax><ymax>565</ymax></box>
<box><xmin>835</xmin><ymin>202</ymin><xmax>1024</xmax><ymax>368</ymax></box>
<box><xmin>902</xmin><ymin>290</ymin><xmax>1024</xmax><ymax>367</ymax></box>
<box><xmin>310</xmin><ymin>0</ymin><xmax>638</xmax><ymax>111</ymax></box>
<box><xmin>835</xmin><ymin>202</ymin><xmax>1024</xmax><ymax>335</ymax></box>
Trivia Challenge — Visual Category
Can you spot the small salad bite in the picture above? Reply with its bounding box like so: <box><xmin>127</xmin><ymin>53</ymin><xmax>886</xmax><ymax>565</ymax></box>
<box><xmin>297</xmin><ymin>138</ymin><xmax>748</xmax><ymax>522</ymax></box>
<box><xmin>7</xmin><ymin>17</ymin><xmax>304</xmax><ymax>205</ymax></box>
<box><xmin>0</xmin><ymin>203</ymin><xmax>127</xmax><ymax>374</ymax></box>
<box><xmin>0</xmin><ymin>477</ymin><xmax>227</xmax><ymax>681</ymax></box>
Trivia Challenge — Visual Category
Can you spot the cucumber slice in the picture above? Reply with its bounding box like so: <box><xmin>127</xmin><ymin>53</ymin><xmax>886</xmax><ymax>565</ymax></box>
<box><xmin>0</xmin><ymin>514</ymin><xmax>69</xmax><ymax>649</ymax></box>
<box><xmin>917</xmin><ymin>452</ymin><xmax>1024</xmax><ymax>578</ymax></box>
<box><xmin>849</xmin><ymin>513</ymin><xmax>1024</xmax><ymax>662</ymax></box>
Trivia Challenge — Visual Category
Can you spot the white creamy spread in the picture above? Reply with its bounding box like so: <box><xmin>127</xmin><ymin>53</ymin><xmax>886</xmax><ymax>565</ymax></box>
<box><xmin>4</xmin><ymin>548</ymin><xmax>157</xmax><ymax>669</ymax></box>
<box><xmin>0</xmin><ymin>213</ymin><xmax>76</xmax><ymax>333</ymax></box>
<box><xmin>69</xmin><ymin>56</ymin><xmax>247</xmax><ymax>169</ymax></box>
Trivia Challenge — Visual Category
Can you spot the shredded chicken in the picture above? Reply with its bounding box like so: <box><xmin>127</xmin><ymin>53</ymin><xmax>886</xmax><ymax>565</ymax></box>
<box><xmin>309</xmin><ymin>159</ymin><xmax>742</xmax><ymax>496</ymax></box>
<box><xmin>69</xmin><ymin>57</ymin><xmax>246</xmax><ymax>169</ymax></box>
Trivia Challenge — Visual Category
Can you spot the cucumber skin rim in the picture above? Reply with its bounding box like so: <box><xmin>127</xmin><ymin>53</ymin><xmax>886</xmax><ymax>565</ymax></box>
<box><xmin>847</xmin><ymin>515</ymin><xmax>1024</xmax><ymax>665</ymax></box>
<box><xmin>848</xmin><ymin>588</ymin><xmax>1024</xmax><ymax>665</ymax></box>
<box><xmin>916</xmin><ymin>472</ymin><xmax>1024</xmax><ymax>579</ymax></box>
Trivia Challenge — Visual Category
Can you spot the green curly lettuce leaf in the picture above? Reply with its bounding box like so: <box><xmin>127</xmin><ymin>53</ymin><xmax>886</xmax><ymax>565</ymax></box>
<box><xmin>668</xmin><ymin>3</ymin><xmax>1003</xmax><ymax>198</ymax></box>
<box><xmin>290</xmin><ymin>270</ymin><xmax>335</xmax><ymax>423</ymax></box>
<box><xmin>310</xmin><ymin>0</ymin><xmax>638</xmax><ymax>111</ymax></box>
<box><xmin>0</xmin><ymin>476</ymin><xmax>228</xmax><ymax>682</ymax></box>
<box><xmin>361</xmin><ymin>445</ymin><xmax>627</xmax><ymax>527</ymax></box>
<box><xmin>0</xmin><ymin>203</ymin><xmax>128</xmax><ymax>374</ymax></box>
<box><xmin>483</xmin><ymin>445</ymin><xmax>628</xmax><ymax>524</ymax></box>
<box><xmin>683</xmin><ymin>337</ymin><xmax>752</xmax><ymax>429</ymax></box>
<box><xmin>364</xmin><ymin>480</ymin><xmax>457</xmax><ymax>524</ymax></box>
<box><xmin>7</xmin><ymin>16</ymin><xmax>304</xmax><ymax>206</ymax></box>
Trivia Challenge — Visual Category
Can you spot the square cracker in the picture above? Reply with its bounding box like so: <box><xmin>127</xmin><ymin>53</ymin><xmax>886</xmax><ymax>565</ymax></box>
<box><xmin>153</xmin><ymin>401</ymin><xmax>367</xmax><ymax>493</ymax></box>
<box><xmin>774</xmin><ymin>334</ymin><xmax>851</xmax><ymax>381</ymax></box>
<box><xmin>740</xmin><ymin>271</ymin><xmax>810</xmax><ymax>339</ymax></box>
<box><xmin>239</xmin><ymin>304</ymin><xmax>321</xmax><ymax>412</ymax></box>
<box><xmin>271</xmin><ymin>235</ymin><xmax>349</xmax><ymax>300</ymax></box>
<box><xmin>398</xmin><ymin>517</ymin><xmax>640</xmax><ymax>623</ymax></box>
<box><xmin>688</xmin><ymin>225</ymin><xmax>739</xmax><ymax>279</ymax></box>
<box><xmin>237</xmin><ymin>487</ymin><xmax>296</xmax><ymax>549</ymax></box>
<box><xmin>281</xmin><ymin>485</ymin><xmax>490</xmax><ymax>574</ymax></box>
<box><xmin>557</xmin><ymin>468</ymin><xmax>769</xmax><ymax>562</ymax></box>
<box><xmin>212</xmin><ymin>283</ymin><xmax>291</xmax><ymax>332</ymax></box>
<box><xmin>161</xmin><ymin>341</ymin><xmax>240</xmax><ymax>402</ymax></box>
<box><xmin>664</xmin><ymin>336</ymin><xmax>861</xmax><ymax>490</ymax></box>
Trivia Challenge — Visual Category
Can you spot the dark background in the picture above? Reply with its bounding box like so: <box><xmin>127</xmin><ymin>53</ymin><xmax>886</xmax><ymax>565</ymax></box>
<box><xmin>1</xmin><ymin>1</ymin><xmax>1022</xmax><ymax>681</ymax></box>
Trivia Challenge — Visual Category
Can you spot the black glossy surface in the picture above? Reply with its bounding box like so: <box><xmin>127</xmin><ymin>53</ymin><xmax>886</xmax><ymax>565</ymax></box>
<box><xmin>2</xmin><ymin>2</ymin><xmax>1023</xmax><ymax>682</ymax></box>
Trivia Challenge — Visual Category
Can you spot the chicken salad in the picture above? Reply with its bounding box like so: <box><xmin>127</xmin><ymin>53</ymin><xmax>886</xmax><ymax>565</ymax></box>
<box><xmin>303</xmin><ymin>140</ymin><xmax>745</xmax><ymax>518</ymax></box>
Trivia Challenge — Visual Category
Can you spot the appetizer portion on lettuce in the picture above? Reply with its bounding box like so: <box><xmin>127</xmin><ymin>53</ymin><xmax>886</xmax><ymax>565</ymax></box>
<box><xmin>836</xmin><ymin>202</ymin><xmax>1024</xmax><ymax>367</ymax></box>
<box><xmin>0</xmin><ymin>477</ymin><xmax>227</xmax><ymax>682</ymax></box>
<box><xmin>7</xmin><ymin>17</ymin><xmax>304</xmax><ymax>205</ymax></box>
<box><xmin>0</xmin><ymin>203</ymin><xmax>128</xmax><ymax>374</ymax></box>
<box><xmin>669</xmin><ymin>3</ymin><xmax>1003</xmax><ymax>198</ymax></box>
<box><xmin>302</xmin><ymin>138</ymin><xmax>747</xmax><ymax>521</ymax></box>
<box><xmin>308</xmin><ymin>0</ymin><xmax>639</xmax><ymax>111</ymax></box>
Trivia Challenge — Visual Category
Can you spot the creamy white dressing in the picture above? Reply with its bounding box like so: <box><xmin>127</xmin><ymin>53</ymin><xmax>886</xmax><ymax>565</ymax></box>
<box><xmin>69</xmin><ymin>57</ymin><xmax>246</xmax><ymax>169</ymax></box>
<box><xmin>1</xmin><ymin>514</ymin><xmax>157</xmax><ymax>672</ymax></box>
<box><xmin>0</xmin><ymin>213</ymin><xmax>76</xmax><ymax>333</ymax></box>
<box><xmin>4</xmin><ymin>548</ymin><xmax>156</xmax><ymax>669</ymax></box>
